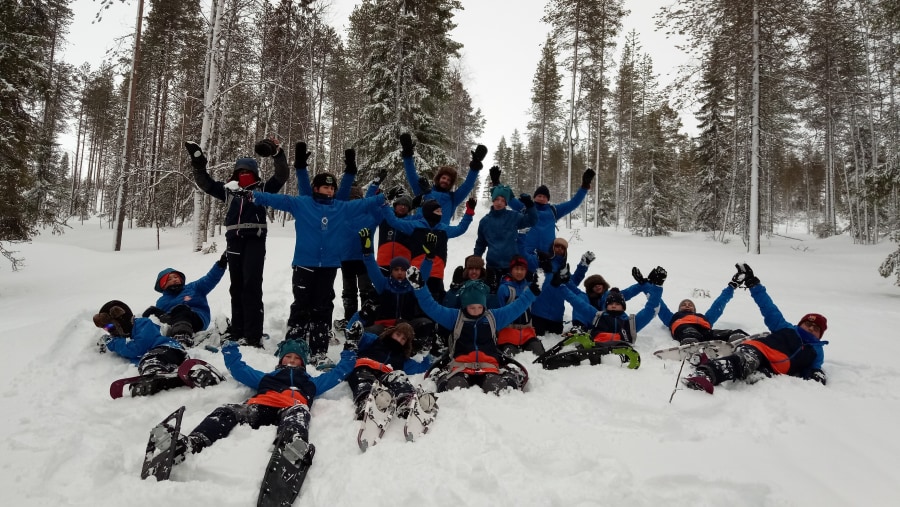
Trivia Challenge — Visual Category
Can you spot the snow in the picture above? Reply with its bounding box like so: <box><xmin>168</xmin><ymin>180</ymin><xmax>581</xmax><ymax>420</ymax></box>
<box><xmin>1</xmin><ymin>198</ymin><xmax>899</xmax><ymax>507</ymax></box>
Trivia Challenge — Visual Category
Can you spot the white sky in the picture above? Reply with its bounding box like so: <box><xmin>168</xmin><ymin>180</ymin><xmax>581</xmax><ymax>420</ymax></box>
<box><xmin>62</xmin><ymin>0</ymin><xmax>694</xmax><ymax>157</ymax></box>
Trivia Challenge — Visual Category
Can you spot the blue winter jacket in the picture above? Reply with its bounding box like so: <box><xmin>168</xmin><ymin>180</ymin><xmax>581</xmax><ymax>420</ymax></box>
<box><xmin>474</xmin><ymin>206</ymin><xmax>538</xmax><ymax>270</ymax></box>
<box><xmin>357</xmin><ymin>332</ymin><xmax>432</xmax><ymax>374</ymax></box>
<box><xmin>153</xmin><ymin>262</ymin><xmax>225</xmax><ymax>329</ymax></box>
<box><xmin>531</xmin><ymin>261</ymin><xmax>588</xmax><ymax>322</ymax></box>
<box><xmin>222</xmin><ymin>342</ymin><xmax>356</xmax><ymax>407</ymax></box>
<box><xmin>748</xmin><ymin>284</ymin><xmax>827</xmax><ymax>373</ymax></box>
<box><xmin>251</xmin><ymin>191</ymin><xmax>385</xmax><ymax>267</ymax></box>
<box><xmin>562</xmin><ymin>284</ymin><xmax>662</xmax><ymax>337</ymax></box>
<box><xmin>496</xmin><ymin>276</ymin><xmax>534</xmax><ymax>325</ymax></box>
<box><xmin>403</xmin><ymin>156</ymin><xmax>479</xmax><ymax>225</ymax></box>
<box><xmin>106</xmin><ymin>318</ymin><xmax>184</xmax><ymax>364</ymax></box>
<box><xmin>510</xmin><ymin>188</ymin><xmax>588</xmax><ymax>255</ymax></box>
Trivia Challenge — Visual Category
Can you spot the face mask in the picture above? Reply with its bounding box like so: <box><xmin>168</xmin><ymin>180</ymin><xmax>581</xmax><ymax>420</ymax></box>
<box><xmin>238</xmin><ymin>172</ymin><xmax>257</xmax><ymax>188</ymax></box>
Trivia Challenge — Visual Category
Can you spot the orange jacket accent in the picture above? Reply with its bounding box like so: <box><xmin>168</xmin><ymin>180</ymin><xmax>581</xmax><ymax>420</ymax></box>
<box><xmin>248</xmin><ymin>389</ymin><xmax>309</xmax><ymax>408</ymax></box>
<box><xmin>374</xmin><ymin>318</ymin><xmax>398</xmax><ymax>327</ymax></box>
<box><xmin>376</xmin><ymin>243</ymin><xmax>413</xmax><ymax>268</ymax></box>
<box><xmin>742</xmin><ymin>339</ymin><xmax>791</xmax><ymax>374</ymax></box>
<box><xmin>593</xmin><ymin>332</ymin><xmax>620</xmax><ymax>343</ymax></box>
<box><xmin>354</xmin><ymin>358</ymin><xmax>394</xmax><ymax>373</ymax></box>
<box><xmin>452</xmin><ymin>351</ymin><xmax>500</xmax><ymax>374</ymax></box>
<box><xmin>670</xmin><ymin>314</ymin><xmax>711</xmax><ymax>334</ymax></box>
<box><xmin>497</xmin><ymin>326</ymin><xmax>537</xmax><ymax>346</ymax></box>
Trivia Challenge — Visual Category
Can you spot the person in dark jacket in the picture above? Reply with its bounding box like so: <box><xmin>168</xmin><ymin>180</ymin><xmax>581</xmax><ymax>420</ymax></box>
<box><xmin>241</xmin><ymin>147</ymin><xmax>385</xmax><ymax>370</ymax></box>
<box><xmin>344</xmin><ymin>321</ymin><xmax>434</xmax><ymax>419</ymax></box>
<box><xmin>185</xmin><ymin>138</ymin><xmax>289</xmax><ymax>347</ymax></box>
<box><xmin>474</xmin><ymin>184</ymin><xmax>538</xmax><ymax>276</ymax></box>
<box><xmin>169</xmin><ymin>338</ymin><xmax>356</xmax><ymax>469</ymax></box>
<box><xmin>93</xmin><ymin>300</ymin><xmax>210</xmax><ymax>395</ymax></box>
<box><xmin>141</xmin><ymin>256</ymin><xmax>227</xmax><ymax>346</ymax></box>
<box><xmin>495</xmin><ymin>255</ymin><xmax>543</xmax><ymax>355</ymax></box>
<box><xmin>410</xmin><ymin>259</ymin><xmax>538</xmax><ymax>394</ymax></box>
<box><xmin>561</xmin><ymin>275</ymin><xmax>663</xmax><ymax>345</ymax></box>
<box><xmin>683</xmin><ymin>263</ymin><xmax>829</xmax><ymax>393</ymax></box>
<box><xmin>399</xmin><ymin>132</ymin><xmax>483</xmax><ymax>225</ymax></box>
<box><xmin>654</xmin><ymin>281</ymin><xmax>739</xmax><ymax>345</ymax></box>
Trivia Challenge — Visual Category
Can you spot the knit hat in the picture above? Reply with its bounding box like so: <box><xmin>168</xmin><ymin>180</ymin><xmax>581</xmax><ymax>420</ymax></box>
<box><xmin>584</xmin><ymin>274</ymin><xmax>609</xmax><ymax>294</ymax></box>
<box><xmin>464</xmin><ymin>255</ymin><xmax>485</xmax><ymax>271</ymax></box>
<box><xmin>422</xmin><ymin>199</ymin><xmax>441</xmax><ymax>225</ymax></box>
<box><xmin>389</xmin><ymin>256</ymin><xmax>411</xmax><ymax>271</ymax></box>
<box><xmin>93</xmin><ymin>300</ymin><xmax>134</xmax><ymax>336</ymax></box>
<box><xmin>459</xmin><ymin>280</ymin><xmax>489</xmax><ymax>307</ymax></box>
<box><xmin>230</xmin><ymin>158</ymin><xmax>260</xmax><ymax>182</ymax></box>
<box><xmin>605</xmin><ymin>288</ymin><xmax>626</xmax><ymax>311</ymax></box>
<box><xmin>275</xmin><ymin>339</ymin><xmax>310</xmax><ymax>365</ymax></box>
<box><xmin>393</xmin><ymin>195</ymin><xmax>412</xmax><ymax>210</ymax></box>
<box><xmin>312</xmin><ymin>172</ymin><xmax>337</xmax><ymax>188</ymax></box>
<box><xmin>155</xmin><ymin>268</ymin><xmax>186</xmax><ymax>293</ymax></box>
<box><xmin>534</xmin><ymin>185</ymin><xmax>550</xmax><ymax>199</ymax></box>
<box><xmin>798</xmin><ymin>313</ymin><xmax>827</xmax><ymax>336</ymax></box>
<box><xmin>509</xmin><ymin>255</ymin><xmax>528</xmax><ymax>270</ymax></box>
<box><xmin>491</xmin><ymin>184</ymin><xmax>512</xmax><ymax>203</ymax></box>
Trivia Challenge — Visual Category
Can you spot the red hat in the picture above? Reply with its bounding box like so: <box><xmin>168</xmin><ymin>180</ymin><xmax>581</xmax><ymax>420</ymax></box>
<box><xmin>798</xmin><ymin>313</ymin><xmax>827</xmax><ymax>336</ymax></box>
<box><xmin>509</xmin><ymin>255</ymin><xmax>528</xmax><ymax>270</ymax></box>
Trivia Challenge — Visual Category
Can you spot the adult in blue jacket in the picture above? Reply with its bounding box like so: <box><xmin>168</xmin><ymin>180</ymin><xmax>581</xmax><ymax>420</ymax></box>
<box><xmin>409</xmin><ymin>260</ymin><xmax>538</xmax><ymax>394</ymax></box>
<box><xmin>247</xmin><ymin>148</ymin><xmax>385</xmax><ymax>368</ymax></box>
<box><xmin>142</xmin><ymin>257</ymin><xmax>227</xmax><ymax>345</ymax></box>
<box><xmin>473</xmin><ymin>185</ymin><xmax>538</xmax><ymax>274</ymax></box>
<box><xmin>399</xmin><ymin>132</ymin><xmax>483</xmax><ymax>225</ymax></box>
<box><xmin>169</xmin><ymin>339</ymin><xmax>356</xmax><ymax>472</ymax></box>
<box><xmin>186</xmin><ymin>138</ymin><xmax>288</xmax><ymax>348</ymax></box>
<box><xmin>504</xmin><ymin>168</ymin><xmax>596</xmax><ymax>256</ymax></box>
<box><xmin>684</xmin><ymin>264</ymin><xmax>829</xmax><ymax>393</ymax></box>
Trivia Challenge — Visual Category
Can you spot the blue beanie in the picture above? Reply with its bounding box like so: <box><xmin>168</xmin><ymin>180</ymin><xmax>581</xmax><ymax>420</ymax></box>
<box><xmin>390</xmin><ymin>256</ymin><xmax>411</xmax><ymax>271</ymax></box>
<box><xmin>491</xmin><ymin>184</ymin><xmax>512</xmax><ymax>203</ymax></box>
<box><xmin>232</xmin><ymin>157</ymin><xmax>260</xmax><ymax>179</ymax></box>
<box><xmin>275</xmin><ymin>339</ymin><xmax>310</xmax><ymax>364</ymax></box>
<box><xmin>459</xmin><ymin>280</ymin><xmax>489</xmax><ymax>307</ymax></box>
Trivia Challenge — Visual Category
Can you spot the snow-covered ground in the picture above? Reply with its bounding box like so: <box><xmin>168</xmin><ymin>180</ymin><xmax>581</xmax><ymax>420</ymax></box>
<box><xmin>1</xmin><ymin>199</ymin><xmax>898</xmax><ymax>507</ymax></box>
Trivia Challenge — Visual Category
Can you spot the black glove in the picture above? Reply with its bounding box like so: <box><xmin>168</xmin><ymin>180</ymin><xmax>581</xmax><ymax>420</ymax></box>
<box><xmin>184</xmin><ymin>142</ymin><xmax>207</xmax><ymax>170</ymax></box>
<box><xmin>551</xmin><ymin>264</ymin><xmax>571</xmax><ymax>287</ymax></box>
<box><xmin>142</xmin><ymin>306</ymin><xmax>165</xmax><ymax>319</ymax></box>
<box><xmin>632</xmin><ymin>267</ymin><xmax>647</xmax><ymax>285</ymax></box>
<box><xmin>406</xmin><ymin>266</ymin><xmax>424</xmax><ymax>289</ymax></box>
<box><xmin>399</xmin><ymin>133</ymin><xmax>415</xmax><ymax>158</ymax></box>
<box><xmin>217</xmin><ymin>252</ymin><xmax>228</xmax><ymax>269</ymax></box>
<box><xmin>386</xmin><ymin>186</ymin><xmax>404</xmax><ymax>200</ymax></box>
<box><xmin>417</xmin><ymin>176</ymin><xmax>432</xmax><ymax>195</ymax></box>
<box><xmin>423</xmin><ymin>232</ymin><xmax>438</xmax><ymax>259</ymax></box>
<box><xmin>741</xmin><ymin>263</ymin><xmax>759</xmax><ymax>288</ymax></box>
<box><xmin>470</xmin><ymin>145</ymin><xmax>487</xmax><ymax>170</ymax></box>
<box><xmin>373</xmin><ymin>169</ymin><xmax>388</xmax><ymax>186</ymax></box>
<box><xmin>411</xmin><ymin>194</ymin><xmax>423</xmax><ymax>210</ymax></box>
<box><xmin>808</xmin><ymin>368</ymin><xmax>826</xmax><ymax>385</ymax></box>
<box><xmin>344</xmin><ymin>149</ymin><xmax>357</xmax><ymax>175</ymax></box>
<box><xmin>537</xmin><ymin>250</ymin><xmax>553</xmax><ymax>273</ymax></box>
<box><xmin>519</xmin><ymin>193</ymin><xmax>534</xmax><ymax>209</ymax></box>
<box><xmin>344</xmin><ymin>321</ymin><xmax>364</xmax><ymax>351</ymax></box>
<box><xmin>489</xmin><ymin>166</ymin><xmax>501</xmax><ymax>186</ymax></box>
<box><xmin>451</xmin><ymin>266</ymin><xmax>465</xmax><ymax>287</ymax></box>
<box><xmin>254</xmin><ymin>139</ymin><xmax>279</xmax><ymax>157</ymax></box>
<box><xmin>580</xmin><ymin>251</ymin><xmax>595</xmax><ymax>266</ymax></box>
<box><xmin>729</xmin><ymin>264</ymin><xmax>744</xmax><ymax>288</ymax></box>
<box><xmin>529</xmin><ymin>279</ymin><xmax>542</xmax><ymax>296</ymax></box>
<box><xmin>359</xmin><ymin>300</ymin><xmax>378</xmax><ymax>322</ymax></box>
<box><xmin>648</xmin><ymin>266</ymin><xmax>667</xmax><ymax>286</ymax></box>
<box><xmin>359</xmin><ymin>228</ymin><xmax>373</xmax><ymax>255</ymax></box>
<box><xmin>581</xmin><ymin>168</ymin><xmax>596</xmax><ymax>189</ymax></box>
<box><xmin>294</xmin><ymin>142</ymin><xmax>310</xmax><ymax>169</ymax></box>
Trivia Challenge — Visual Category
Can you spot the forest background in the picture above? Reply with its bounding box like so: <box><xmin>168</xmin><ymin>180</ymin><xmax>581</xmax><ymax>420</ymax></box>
<box><xmin>1</xmin><ymin>0</ymin><xmax>900</xmax><ymax>281</ymax></box>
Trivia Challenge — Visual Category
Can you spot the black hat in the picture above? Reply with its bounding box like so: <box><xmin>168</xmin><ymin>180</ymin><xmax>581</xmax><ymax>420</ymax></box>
<box><xmin>312</xmin><ymin>172</ymin><xmax>337</xmax><ymax>188</ymax></box>
<box><xmin>605</xmin><ymin>288</ymin><xmax>626</xmax><ymax>311</ymax></box>
<box><xmin>422</xmin><ymin>199</ymin><xmax>441</xmax><ymax>225</ymax></box>
<box><xmin>534</xmin><ymin>185</ymin><xmax>550</xmax><ymax>199</ymax></box>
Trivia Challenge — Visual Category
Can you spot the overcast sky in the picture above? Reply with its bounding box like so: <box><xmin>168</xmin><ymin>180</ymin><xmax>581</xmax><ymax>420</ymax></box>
<box><xmin>63</xmin><ymin>0</ymin><xmax>693</xmax><ymax>156</ymax></box>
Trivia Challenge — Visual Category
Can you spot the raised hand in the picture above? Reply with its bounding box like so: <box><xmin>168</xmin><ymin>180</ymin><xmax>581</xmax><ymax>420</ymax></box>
<box><xmin>184</xmin><ymin>141</ymin><xmax>207</xmax><ymax>170</ymax></box>
<box><xmin>399</xmin><ymin>133</ymin><xmax>415</xmax><ymax>158</ymax></box>
<box><xmin>294</xmin><ymin>142</ymin><xmax>311</xmax><ymax>169</ymax></box>
<box><xmin>359</xmin><ymin>228</ymin><xmax>373</xmax><ymax>255</ymax></box>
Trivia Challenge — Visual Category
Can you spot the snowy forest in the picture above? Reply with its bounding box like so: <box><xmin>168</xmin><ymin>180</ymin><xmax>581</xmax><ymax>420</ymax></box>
<box><xmin>2</xmin><ymin>0</ymin><xmax>900</xmax><ymax>279</ymax></box>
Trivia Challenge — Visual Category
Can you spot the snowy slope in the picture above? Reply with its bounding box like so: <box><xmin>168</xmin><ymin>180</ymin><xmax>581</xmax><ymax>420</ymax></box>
<box><xmin>1</xmin><ymin>201</ymin><xmax>899</xmax><ymax>507</ymax></box>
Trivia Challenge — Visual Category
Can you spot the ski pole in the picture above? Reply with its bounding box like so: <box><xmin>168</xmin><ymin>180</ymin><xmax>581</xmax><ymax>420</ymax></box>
<box><xmin>669</xmin><ymin>358</ymin><xmax>687</xmax><ymax>403</ymax></box>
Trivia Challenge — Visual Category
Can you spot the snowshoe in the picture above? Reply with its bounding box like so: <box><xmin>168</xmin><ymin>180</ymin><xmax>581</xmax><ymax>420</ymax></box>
<box><xmin>177</xmin><ymin>358</ymin><xmax>226</xmax><ymax>388</ymax></box>
<box><xmin>140</xmin><ymin>406</ymin><xmax>185</xmax><ymax>481</ymax></box>
<box><xmin>357</xmin><ymin>382</ymin><xmax>396</xmax><ymax>452</ymax></box>
<box><xmin>402</xmin><ymin>387</ymin><xmax>439</xmax><ymax>442</ymax></box>
<box><xmin>110</xmin><ymin>373</ymin><xmax>186</xmax><ymax>399</ymax></box>
<box><xmin>257</xmin><ymin>436</ymin><xmax>316</xmax><ymax>507</ymax></box>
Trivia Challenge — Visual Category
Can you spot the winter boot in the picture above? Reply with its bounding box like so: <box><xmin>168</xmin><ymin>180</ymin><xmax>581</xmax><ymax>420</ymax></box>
<box><xmin>168</xmin><ymin>321</ymin><xmax>196</xmax><ymax>348</ymax></box>
<box><xmin>173</xmin><ymin>433</ymin><xmax>211</xmax><ymax>464</ymax></box>
<box><xmin>310</xmin><ymin>352</ymin><xmax>335</xmax><ymax>372</ymax></box>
